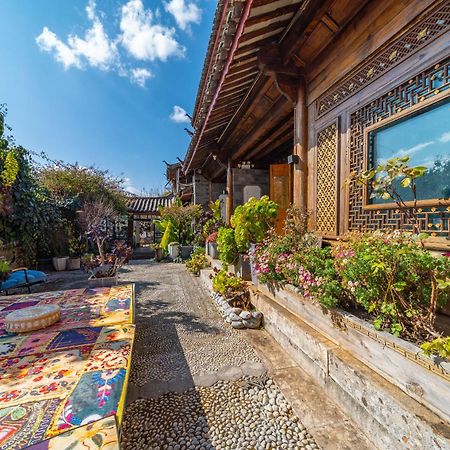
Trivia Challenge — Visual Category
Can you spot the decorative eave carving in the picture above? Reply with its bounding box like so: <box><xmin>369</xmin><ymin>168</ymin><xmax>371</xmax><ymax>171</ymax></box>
<box><xmin>258</xmin><ymin>42</ymin><xmax>302</xmax><ymax>104</ymax></box>
<box><xmin>316</xmin><ymin>1</ymin><xmax>450</xmax><ymax>118</ymax></box>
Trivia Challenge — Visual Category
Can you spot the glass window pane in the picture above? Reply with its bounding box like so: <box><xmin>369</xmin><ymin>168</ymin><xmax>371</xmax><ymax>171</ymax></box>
<box><xmin>369</xmin><ymin>99</ymin><xmax>450</xmax><ymax>204</ymax></box>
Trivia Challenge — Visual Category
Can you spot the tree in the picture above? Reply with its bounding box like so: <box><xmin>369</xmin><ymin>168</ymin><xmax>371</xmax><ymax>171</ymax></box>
<box><xmin>39</xmin><ymin>162</ymin><xmax>127</xmax><ymax>213</ymax></box>
<box><xmin>0</xmin><ymin>105</ymin><xmax>60</xmax><ymax>262</ymax></box>
<box><xmin>84</xmin><ymin>198</ymin><xmax>118</xmax><ymax>264</ymax></box>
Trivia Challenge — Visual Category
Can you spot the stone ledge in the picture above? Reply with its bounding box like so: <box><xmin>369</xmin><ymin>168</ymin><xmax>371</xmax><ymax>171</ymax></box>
<box><xmin>252</xmin><ymin>291</ymin><xmax>450</xmax><ymax>450</ymax></box>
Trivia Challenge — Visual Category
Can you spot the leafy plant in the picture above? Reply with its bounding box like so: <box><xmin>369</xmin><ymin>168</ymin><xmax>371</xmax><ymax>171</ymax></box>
<box><xmin>0</xmin><ymin>259</ymin><xmax>10</xmax><ymax>282</ymax></box>
<box><xmin>217</xmin><ymin>227</ymin><xmax>239</xmax><ymax>265</ymax></box>
<box><xmin>88</xmin><ymin>241</ymin><xmax>132</xmax><ymax>278</ymax></box>
<box><xmin>202</xmin><ymin>199</ymin><xmax>223</xmax><ymax>238</ymax></box>
<box><xmin>84</xmin><ymin>198</ymin><xmax>119</xmax><ymax>264</ymax></box>
<box><xmin>349</xmin><ymin>156</ymin><xmax>427</xmax><ymax>235</ymax></box>
<box><xmin>39</xmin><ymin>162</ymin><xmax>127</xmax><ymax>213</ymax></box>
<box><xmin>211</xmin><ymin>268</ymin><xmax>250</xmax><ymax>309</ymax></box>
<box><xmin>421</xmin><ymin>337</ymin><xmax>450</xmax><ymax>360</ymax></box>
<box><xmin>0</xmin><ymin>105</ymin><xmax>60</xmax><ymax>263</ymax></box>
<box><xmin>157</xmin><ymin>199</ymin><xmax>203</xmax><ymax>246</ymax></box>
<box><xmin>186</xmin><ymin>248</ymin><xmax>209</xmax><ymax>275</ymax></box>
<box><xmin>230</xmin><ymin>196</ymin><xmax>278</xmax><ymax>252</ymax></box>
<box><xmin>333</xmin><ymin>232</ymin><xmax>450</xmax><ymax>339</ymax></box>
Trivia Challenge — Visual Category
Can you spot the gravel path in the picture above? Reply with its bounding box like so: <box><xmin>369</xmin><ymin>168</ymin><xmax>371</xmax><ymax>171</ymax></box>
<box><xmin>121</xmin><ymin>260</ymin><xmax>319</xmax><ymax>450</ymax></box>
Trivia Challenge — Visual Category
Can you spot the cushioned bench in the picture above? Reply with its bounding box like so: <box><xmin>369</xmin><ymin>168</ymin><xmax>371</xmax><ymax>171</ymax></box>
<box><xmin>0</xmin><ymin>268</ymin><xmax>47</xmax><ymax>294</ymax></box>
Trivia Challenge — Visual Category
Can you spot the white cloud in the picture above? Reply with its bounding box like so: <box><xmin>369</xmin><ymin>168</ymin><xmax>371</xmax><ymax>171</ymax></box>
<box><xmin>393</xmin><ymin>141</ymin><xmax>434</xmax><ymax>158</ymax></box>
<box><xmin>165</xmin><ymin>0</ymin><xmax>201</xmax><ymax>31</ymax></box>
<box><xmin>439</xmin><ymin>131</ymin><xmax>450</xmax><ymax>143</ymax></box>
<box><xmin>170</xmin><ymin>105</ymin><xmax>190</xmax><ymax>123</ymax></box>
<box><xmin>36</xmin><ymin>27</ymin><xmax>81</xmax><ymax>69</ymax></box>
<box><xmin>130</xmin><ymin>67</ymin><xmax>153</xmax><ymax>87</ymax></box>
<box><xmin>120</xmin><ymin>0</ymin><xmax>185</xmax><ymax>62</ymax></box>
<box><xmin>36</xmin><ymin>0</ymin><xmax>183</xmax><ymax>88</ymax></box>
<box><xmin>36</xmin><ymin>0</ymin><xmax>117</xmax><ymax>71</ymax></box>
<box><xmin>124</xmin><ymin>177</ymin><xmax>143</xmax><ymax>195</ymax></box>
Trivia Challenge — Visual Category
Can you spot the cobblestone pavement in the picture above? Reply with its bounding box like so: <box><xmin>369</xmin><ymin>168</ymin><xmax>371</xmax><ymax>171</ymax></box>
<box><xmin>120</xmin><ymin>261</ymin><xmax>319</xmax><ymax>450</ymax></box>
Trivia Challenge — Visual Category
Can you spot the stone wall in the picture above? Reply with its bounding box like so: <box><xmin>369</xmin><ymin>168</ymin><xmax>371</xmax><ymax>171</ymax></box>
<box><xmin>193</xmin><ymin>173</ymin><xmax>210</xmax><ymax>208</ymax></box>
<box><xmin>232</xmin><ymin>168</ymin><xmax>269</xmax><ymax>210</ymax></box>
<box><xmin>210</xmin><ymin>182</ymin><xmax>226</xmax><ymax>203</ymax></box>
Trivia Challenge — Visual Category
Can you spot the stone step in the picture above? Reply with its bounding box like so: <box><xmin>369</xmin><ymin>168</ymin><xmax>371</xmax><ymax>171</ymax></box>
<box><xmin>252</xmin><ymin>291</ymin><xmax>450</xmax><ymax>450</ymax></box>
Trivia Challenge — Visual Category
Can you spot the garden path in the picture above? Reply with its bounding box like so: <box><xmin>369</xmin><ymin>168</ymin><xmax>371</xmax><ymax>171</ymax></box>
<box><xmin>119</xmin><ymin>261</ymin><xmax>320</xmax><ymax>450</ymax></box>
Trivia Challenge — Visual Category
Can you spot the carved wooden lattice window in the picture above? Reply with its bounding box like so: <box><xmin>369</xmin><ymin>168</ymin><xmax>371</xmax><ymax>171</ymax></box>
<box><xmin>348</xmin><ymin>58</ymin><xmax>450</xmax><ymax>238</ymax></box>
<box><xmin>316</xmin><ymin>122</ymin><xmax>338</xmax><ymax>235</ymax></box>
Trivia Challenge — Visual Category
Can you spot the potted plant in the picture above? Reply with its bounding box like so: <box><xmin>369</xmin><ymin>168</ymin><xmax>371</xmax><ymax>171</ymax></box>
<box><xmin>232</xmin><ymin>196</ymin><xmax>278</xmax><ymax>279</ymax></box>
<box><xmin>168</xmin><ymin>242</ymin><xmax>180</xmax><ymax>259</ymax></box>
<box><xmin>67</xmin><ymin>233</ymin><xmax>87</xmax><ymax>271</ymax></box>
<box><xmin>186</xmin><ymin>248</ymin><xmax>209</xmax><ymax>276</ymax></box>
<box><xmin>87</xmin><ymin>240</ymin><xmax>132</xmax><ymax>287</ymax></box>
<box><xmin>157</xmin><ymin>200</ymin><xmax>203</xmax><ymax>260</ymax></box>
<box><xmin>51</xmin><ymin>221</ymin><xmax>69</xmax><ymax>271</ymax></box>
<box><xmin>151</xmin><ymin>243</ymin><xmax>164</xmax><ymax>262</ymax></box>
<box><xmin>206</xmin><ymin>232</ymin><xmax>219</xmax><ymax>259</ymax></box>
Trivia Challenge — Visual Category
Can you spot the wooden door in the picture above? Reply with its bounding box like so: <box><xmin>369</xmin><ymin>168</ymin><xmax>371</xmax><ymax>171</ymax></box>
<box><xmin>270</xmin><ymin>164</ymin><xmax>292</xmax><ymax>233</ymax></box>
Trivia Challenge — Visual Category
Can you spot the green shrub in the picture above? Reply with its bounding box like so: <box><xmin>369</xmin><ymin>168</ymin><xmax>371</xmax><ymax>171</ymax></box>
<box><xmin>217</xmin><ymin>227</ymin><xmax>239</xmax><ymax>265</ymax></box>
<box><xmin>333</xmin><ymin>232</ymin><xmax>450</xmax><ymax>338</ymax></box>
<box><xmin>186</xmin><ymin>249</ymin><xmax>209</xmax><ymax>276</ymax></box>
<box><xmin>421</xmin><ymin>337</ymin><xmax>450</xmax><ymax>359</ymax></box>
<box><xmin>230</xmin><ymin>196</ymin><xmax>278</xmax><ymax>252</ymax></box>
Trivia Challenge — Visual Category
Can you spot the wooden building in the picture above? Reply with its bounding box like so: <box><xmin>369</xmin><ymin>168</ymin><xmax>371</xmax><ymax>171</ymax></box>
<box><xmin>126</xmin><ymin>195</ymin><xmax>174</xmax><ymax>246</ymax></box>
<box><xmin>183</xmin><ymin>0</ymin><xmax>450</xmax><ymax>248</ymax></box>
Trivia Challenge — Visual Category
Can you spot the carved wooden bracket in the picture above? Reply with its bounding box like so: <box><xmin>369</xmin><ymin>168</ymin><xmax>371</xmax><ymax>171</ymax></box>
<box><xmin>258</xmin><ymin>42</ymin><xmax>301</xmax><ymax>104</ymax></box>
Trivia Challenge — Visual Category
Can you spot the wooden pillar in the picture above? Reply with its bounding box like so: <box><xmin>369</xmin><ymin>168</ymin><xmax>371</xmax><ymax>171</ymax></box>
<box><xmin>293</xmin><ymin>76</ymin><xmax>307</xmax><ymax>211</ymax></box>
<box><xmin>226</xmin><ymin>159</ymin><xmax>233</xmax><ymax>225</ymax></box>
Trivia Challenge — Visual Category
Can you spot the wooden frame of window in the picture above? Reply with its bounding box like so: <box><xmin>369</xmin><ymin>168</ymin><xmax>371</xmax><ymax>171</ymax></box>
<box><xmin>362</xmin><ymin>89</ymin><xmax>450</xmax><ymax>210</ymax></box>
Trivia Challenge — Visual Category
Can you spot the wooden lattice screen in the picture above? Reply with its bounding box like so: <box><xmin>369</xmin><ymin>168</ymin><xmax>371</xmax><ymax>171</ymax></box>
<box><xmin>348</xmin><ymin>58</ymin><xmax>450</xmax><ymax>238</ymax></box>
<box><xmin>317</xmin><ymin>1</ymin><xmax>450</xmax><ymax>117</ymax></box>
<box><xmin>316</xmin><ymin>122</ymin><xmax>338</xmax><ymax>235</ymax></box>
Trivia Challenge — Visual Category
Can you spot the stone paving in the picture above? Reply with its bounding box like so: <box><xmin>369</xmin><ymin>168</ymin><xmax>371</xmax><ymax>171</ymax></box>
<box><xmin>119</xmin><ymin>261</ymin><xmax>319</xmax><ymax>450</ymax></box>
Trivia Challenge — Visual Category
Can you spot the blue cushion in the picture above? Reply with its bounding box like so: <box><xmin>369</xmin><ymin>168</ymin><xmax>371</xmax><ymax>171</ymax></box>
<box><xmin>0</xmin><ymin>270</ymin><xmax>47</xmax><ymax>290</ymax></box>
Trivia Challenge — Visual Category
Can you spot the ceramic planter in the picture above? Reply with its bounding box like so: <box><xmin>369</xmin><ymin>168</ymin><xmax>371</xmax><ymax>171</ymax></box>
<box><xmin>208</xmin><ymin>242</ymin><xmax>219</xmax><ymax>259</ymax></box>
<box><xmin>249</xmin><ymin>243</ymin><xmax>258</xmax><ymax>286</ymax></box>
<box><xmin>180</xmin><ymin>245</ymin><xmax>193</xmax><ymax>260</ymax></box>
<box><xmin>52</xmin><ymin>256</ymin><xmax>68</xmax><ymax>271</ymax></box>
<box><xmin>88</xmin><ymin>274</ymin><xmax>118</xmax><ymax>288</ymax></box>
<box><xmin>155</xmin><ymin>248</ymin><xmax>164</xmax><ymax>262</ymax></box>
<box><xmin>233</xmin><ymin>254</ymin><xmax>252</xmax><ymax>281</ymax></box>
<box><xmin>168</xmin><ymin>243</ymin><xmax>180</xmax><ymax>259</ymax></box>
<box><xmin>67</xmin><ymin>257</ymin><xmax>81</xmax><ymax>271</ymax></box>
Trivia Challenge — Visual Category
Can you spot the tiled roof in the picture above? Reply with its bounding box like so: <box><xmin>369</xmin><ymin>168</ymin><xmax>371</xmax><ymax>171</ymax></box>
<box><xmin>127</xmin><ymin>195</ymin><xmax>174</xmax><ymax>214</ymax></box>
<box><xmin>184</xmin><ymin>0</ymin><xmax>306</xmax><ymax>172</ymax></box>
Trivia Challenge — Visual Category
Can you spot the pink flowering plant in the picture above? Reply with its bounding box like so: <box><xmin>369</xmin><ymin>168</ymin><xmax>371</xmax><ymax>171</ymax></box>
<box><xmin>332</xmin><ymin>232</ymin><xmax>450</xmax><ymax>340</ymax></box>
<box><xmin>251</xmin><ymin>207</ymin><xmax>341</xmax><ymax>308</ymax></box>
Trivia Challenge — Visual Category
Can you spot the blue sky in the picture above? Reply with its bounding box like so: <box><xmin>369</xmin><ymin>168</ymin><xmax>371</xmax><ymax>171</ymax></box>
<box><xmin>0</xmin><ymin>0</ymin><xmax>215</xmax><ymax>194</ymax></box>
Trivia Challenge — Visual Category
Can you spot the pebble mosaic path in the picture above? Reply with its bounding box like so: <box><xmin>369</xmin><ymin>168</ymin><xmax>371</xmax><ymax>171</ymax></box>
<box><xmin>120</xmin><ymin>261</ymin><xmax>319</xmax><ymax>450</ymax></box>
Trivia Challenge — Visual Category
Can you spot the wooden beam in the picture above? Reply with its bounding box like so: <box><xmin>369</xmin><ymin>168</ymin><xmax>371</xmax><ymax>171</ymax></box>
<box><xmin>293</xmin><ymin>77</ymin><xmax>307</xmax><ymax>210</ymax></box>
<box><xmin>226</xmin><ymin>159</ymin><xmax>233</xmax><ymax>225</ymax></box>
<box><xmin>245</xmin><ymin>3</ymin><xmax>298</xmax><ymax>28</ymax></box>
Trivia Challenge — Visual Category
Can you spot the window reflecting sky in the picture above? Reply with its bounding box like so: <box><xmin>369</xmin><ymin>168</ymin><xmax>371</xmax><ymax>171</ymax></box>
<box><xmin>371</xmin><ymin>99</ymin><xmax>450</xmax><ymax>202</ymax></box>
